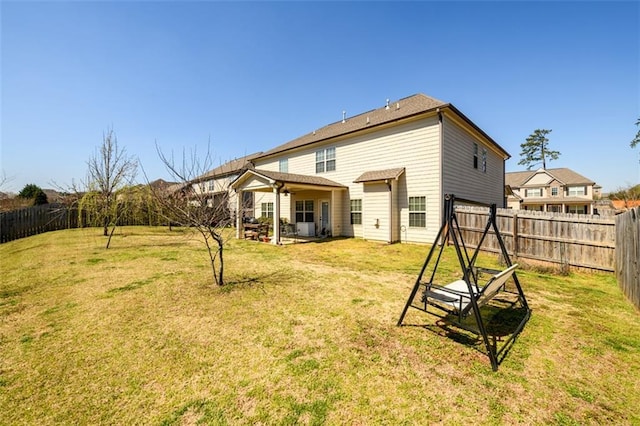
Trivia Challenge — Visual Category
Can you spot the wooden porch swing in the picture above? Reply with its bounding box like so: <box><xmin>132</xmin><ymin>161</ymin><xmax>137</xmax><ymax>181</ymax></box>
<box><xmin>397</xmin><ymin>194</ymin><xmax>531</xmax><ymax>371</ymax></box>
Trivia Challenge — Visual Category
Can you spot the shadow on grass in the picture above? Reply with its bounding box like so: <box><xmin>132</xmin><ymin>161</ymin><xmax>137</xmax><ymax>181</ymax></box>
<box><xmin>222</xmin><ymin>270</ymin><xmax>290</xmax><ymax>293</ymax></box>
<box><xmin>401</xmin><ymin>305</ymin><xmax>531</xmax><ymax>369</ymax></box>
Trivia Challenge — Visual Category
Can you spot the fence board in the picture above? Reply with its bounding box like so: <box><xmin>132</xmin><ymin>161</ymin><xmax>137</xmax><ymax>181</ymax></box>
<box><xmin>615</xmin><ymin>208</ymin><xmax>639</xmax><ymax>310</ymax></box>
<box><xmin>0</xmin><ymin>204</ymin><xmax>77</xmax><ymax>243</ymax></box>
<box><xmin>455</xmin><ymin>206</ymin><xmax>616</xmax><ymax>272</ymax></box>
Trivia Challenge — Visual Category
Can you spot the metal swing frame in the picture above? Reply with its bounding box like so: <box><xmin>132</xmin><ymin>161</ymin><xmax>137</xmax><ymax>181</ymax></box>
<box><xmin>397</xmin><ymin>194</ymin><xmax>531</xmax><ymax>371</ymax></box>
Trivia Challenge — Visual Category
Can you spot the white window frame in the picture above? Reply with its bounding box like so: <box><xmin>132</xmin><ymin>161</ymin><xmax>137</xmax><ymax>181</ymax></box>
<box><xmin>526</xmin><ymin>188</ymin><xmax>542</xmax><ymax>197</ymax></box>
<box><xmin>568</xmin><ymin>186</ymin><xmax>586</xmax><ymax>196</ymax></box>
<box><xmin>551</xmin><ymin>187</ymin><xmax>558</xmax><ymax>197</ymax></box>
<box><xmin>315</xmin><ymin>147</ymin><xmax>336</xmax><ymax>173</ymax></box>
<box><xmin>409</xmin><ymin>196</ymin><xmax>426</xmax><ymax>228</ymax></box>
<box><xmin>295</xmin><ymin>200</ymin><xmax>315</xmax><ymax>223</ymax></box>
<box><xmin>473</xmin><ymin>143</ymin><xmax>478</xmax><ymax>169</ymax></box>
<box><xmin>261</xmin><ymin>202</ymin><xmax>274</xmax><ymax>219</ymax></box>
<box><xmin>350</xmin><ymin>199</ymin><xmax>362</xmax><ymax>225</ymax></box>
<box><xmin>279</xmin><ymin>158</ymin><xmax>288</xmax><ymax>173</ymax></box>
<box><xmin>482</xmin><ymin>148</ymin><xmax>487</xmax><ymax>173</ymax></box>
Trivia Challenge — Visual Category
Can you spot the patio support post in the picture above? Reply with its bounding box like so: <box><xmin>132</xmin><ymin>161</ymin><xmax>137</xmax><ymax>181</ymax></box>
<box><xmin>236</xmin><ymin>190</ymin><xmax>242</xmax><ymax>239</ymax></box>
<box><xmin>272</xmin><ymin>186</ymin><xmax>281</xmax><ymax>245</ymax></box>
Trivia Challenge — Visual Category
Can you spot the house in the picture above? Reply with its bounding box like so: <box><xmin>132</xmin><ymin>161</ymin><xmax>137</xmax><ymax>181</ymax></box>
<box><xmin>505</xmin><ymin>168</ymin><xmax>598</xmax><ymax>214</ymax></box>
<box><xmin>225</xmin><ymin>93</ymin><xmax>509</xmax><ymax>245</ymax></box>
<box><xmin>190</xmin><ymin>152</ymin><xmax>262</xmax><ymax>219</ymax></box>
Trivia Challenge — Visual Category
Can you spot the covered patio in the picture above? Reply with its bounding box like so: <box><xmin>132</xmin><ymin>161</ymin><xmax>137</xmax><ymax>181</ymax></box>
<box><xmin>231</xmin><ymin>169</ymin><xmax>347</xmax><ymax>245</ymax></box>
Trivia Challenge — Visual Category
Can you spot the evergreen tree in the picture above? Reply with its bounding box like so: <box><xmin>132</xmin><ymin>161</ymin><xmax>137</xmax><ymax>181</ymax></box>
<box><xmin>18</xmin><ymin>183</ymin><xmax>48</xmax><ymax>205</ymax></box>
<box><xmin>631</xmin><ymin>118</ymin><xmax>640</xmax><ymax>148</ymax></box>
<box><xmin>518</xmin><ymin>129</ymin><xmax>560</xmax><ymax>170</ymax></box>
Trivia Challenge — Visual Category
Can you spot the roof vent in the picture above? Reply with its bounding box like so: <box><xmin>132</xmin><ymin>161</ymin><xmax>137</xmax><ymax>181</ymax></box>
<box><xmin>396</xmin><ymin>102</ymin><xmax>400</xmax><ymax>110</ymax></box>
<box><xmin>342</xmin><ymin>110</ymin><xmax>346</xmax><ymax>123</ymax></box>
<box><xmin>385</xmin><ymin>99</ymin><xmax>390</xmax><ymax>110</ymax></box>
<box><xmin>313</xmin><ymin>130</ymin><xmax>316</xmax><ymax>135</ymax></box>
<box><xmin>366</xmin><ymin>116</ymin><xmax>370</xmax><ymax>125</ymax></box>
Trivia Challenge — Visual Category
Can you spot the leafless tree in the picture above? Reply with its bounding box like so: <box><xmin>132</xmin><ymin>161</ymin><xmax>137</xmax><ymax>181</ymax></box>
<box><xmin>150</xmin><ymin>143</ymin><xmax>246</xmax><ymax>286</ymax></box>
<box><xmin>86</xmin><ymin>128</ymin><xmax>138</xmax><ymax>247</ymax></box>
<box><xmin>609</xmin><ymin>184</ymin><xmax>640</xmax><ymax>211</ymax></box>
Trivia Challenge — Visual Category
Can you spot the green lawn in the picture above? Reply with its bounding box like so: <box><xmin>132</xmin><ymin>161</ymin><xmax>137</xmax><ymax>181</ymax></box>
<box><xmin>1</xmin><ymin>227</ymin><xmax>639</xmax><ymax>425</ymax></box>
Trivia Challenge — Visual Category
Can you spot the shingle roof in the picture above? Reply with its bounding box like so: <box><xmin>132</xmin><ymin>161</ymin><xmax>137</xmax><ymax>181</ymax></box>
<box><xmin>195</xmin><ymin>152</ymin><xmax>262</xmax><ymax>181</ymax></box>
<box><xmin>354</xmin><ymin>168</ymin><xmax>406</xmax><ymax>183</ymax></box>
<box><xmin>506</xmin><ymin>168</ymin><xmax>595</xmax><ymax>187</ymax></box>
<box><xmin>250</xmin><ymin>169</ymin><xmax>347</xmax><ymax>188</ymax></box>
<box><xmin>256</xmin><ymin>94</ymin><xmax>448</xmax><ymax>158</ymax></box>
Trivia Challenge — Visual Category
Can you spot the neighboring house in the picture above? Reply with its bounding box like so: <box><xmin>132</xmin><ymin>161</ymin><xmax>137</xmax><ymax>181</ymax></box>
<box><xmin>226</xmin><ymin>93</ymin><xmax>509</xmax><ymax>244</ymax></box>
<box><xmin>505</xmin><ymin>168</ymin><xmax>598</xmax><ymax>214</ymax></box>
<box><xmin>191</xmin><ymin>152</ymin><xmax>262</xmax><ymax>220</ymax></box>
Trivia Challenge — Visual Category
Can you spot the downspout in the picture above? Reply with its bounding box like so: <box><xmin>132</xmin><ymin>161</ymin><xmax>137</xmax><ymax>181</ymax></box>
<box><xmin>438</xmin><ymin>109</ymin><xmax>444</xmax><ymax>234</ymax></box>
<box><xmin>386</xmin><ymin>179</ymin><xmax>392</xmax><ymax>243</ymax></box>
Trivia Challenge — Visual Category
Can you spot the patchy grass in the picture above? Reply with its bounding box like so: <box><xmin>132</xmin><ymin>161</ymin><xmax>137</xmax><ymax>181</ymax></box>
<box><xmin>0</xmin><ymin>226</ymin><xmax>639</xmax><ymax>425</ymax></box>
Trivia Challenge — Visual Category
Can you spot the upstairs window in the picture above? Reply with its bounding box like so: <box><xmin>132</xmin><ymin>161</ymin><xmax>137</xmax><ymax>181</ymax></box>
<box><xmin>295</xmin><ymin>200</ymin><xmax>315</xmax><ymax>223</ymax></box>
<box><xmin>279</xmin><ymin>158</ymin><xmax>288</xmax><ymax>173</ymax></box>
<box><xmin>409</xmin><ymin>196</ymin><xmax>426</xmax><ymax>227</ymax></box>
<box><xmin>207</xmin><ymin>180</ymin><xmax>215</xmax><ymax>192</ymax></box>
<box><xmin>350</xmin><ymin>199</ymin><xmax>362</xmax><ymax>225</ymax></box>
<box><xmin>482</xmin><ymin>148</ymin><xmax>487</xmax><ymax>173</ymax></box>
<box><xmin>567</xmin><ymin>186</ymin><xmax>586</xmax><ymax>196</ymax></box>
<box><xmin>551</xmin><ymin>187</ymin><xmax>558</xmax><ymax>196</ymax></box>
<box><xmin>525</xmin><ymin>188</ymin><xmax>542</xmax><ymax>197</ymax></box>
<box><xmin>316</xmin><ymin>147</ymin><xmax>336</xmax><ymax>173</ymax></box>
<box><xmin>473</xmin><ymin>143</ymin><xmax>478</xmax><ymax>169</ymax></box>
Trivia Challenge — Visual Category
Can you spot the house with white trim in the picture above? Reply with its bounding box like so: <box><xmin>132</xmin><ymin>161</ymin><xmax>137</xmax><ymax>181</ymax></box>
<box><xmin>214</xmin><ymin>93</ymin><xmax>510</xmax><ymax>245</ymax></box>
<box><xmin>505</xmin><ymin>168</ymin><xmax>598</xmax><ymax>214</ymax></box>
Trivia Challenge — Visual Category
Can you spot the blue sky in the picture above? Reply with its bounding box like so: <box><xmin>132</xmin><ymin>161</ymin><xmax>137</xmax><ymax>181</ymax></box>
<box><xmin>1</xmin><ymin>1</ymin><xmax>638</xmax><ymax>193</ymax></box>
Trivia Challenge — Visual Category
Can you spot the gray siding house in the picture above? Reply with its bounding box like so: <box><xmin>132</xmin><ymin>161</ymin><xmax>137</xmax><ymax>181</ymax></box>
<box><xmin>224</xmin><ymin>93</ymin><xmax>510</xmax><ymax>244</ymax></box>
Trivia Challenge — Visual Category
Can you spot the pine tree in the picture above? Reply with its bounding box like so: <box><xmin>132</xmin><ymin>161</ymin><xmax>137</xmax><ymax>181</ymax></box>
<box><xmin>518</xmin><ymin>129</ymin><xmax>560</xmax><ymax>170</ymax></box>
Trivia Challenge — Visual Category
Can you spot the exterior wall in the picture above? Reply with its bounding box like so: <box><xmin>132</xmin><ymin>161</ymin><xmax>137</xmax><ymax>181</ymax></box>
<box><xmin>441</xmin><ymin>115</ymin><xmax>505</xmax><ymax>207</ymax></box>
<box><xmin>254</xmin><ymin>116</ymin><xmax>442</xmax><ymax>243</ymax></box>
<box><xmin>391</xmin><ymin>179</ymin><xmax>400</xmax><ymax>242</ymax></box>
<box><xmin>192</xmin><ymin>174</ymin><xmax>240</xmax><ymax>219</ymax></box>
<box><xmin>362</xmin><ymin>183</ymin><xmax>389</xmax><ymax>241</ymax></box>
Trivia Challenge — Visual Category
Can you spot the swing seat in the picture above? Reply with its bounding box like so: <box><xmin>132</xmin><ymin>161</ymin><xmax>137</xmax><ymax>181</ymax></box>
<box><xmin>425</xmin><ymin>264</ymin><xmax>519</xmax><ymax>316</ymax></box>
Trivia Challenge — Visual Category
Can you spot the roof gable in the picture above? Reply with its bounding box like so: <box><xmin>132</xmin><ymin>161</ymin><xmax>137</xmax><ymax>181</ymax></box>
<box><xmin>506</xmin><ymin>167</ymin><xmax>595</xmax><ymax>187</ymax></box>
<box><xmin>195</xmin><ymin>152</ymin><xmax>262</xmax><ymax>181</ymax></box>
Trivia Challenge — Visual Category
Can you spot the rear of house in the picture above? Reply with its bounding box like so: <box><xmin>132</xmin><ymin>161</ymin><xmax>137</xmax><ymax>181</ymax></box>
<box><xmin>231</xmin><ymin>94</ymin><xmax>509</xmax><ymax>244</ymax></box>
<box><xmin>505</xmin><ymin>168</ymin><xmax>598</xmax><ymax>214</ymax></box>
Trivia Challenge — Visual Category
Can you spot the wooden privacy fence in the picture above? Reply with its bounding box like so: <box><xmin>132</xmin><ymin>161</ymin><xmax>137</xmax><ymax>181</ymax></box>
<box><xmin>0</xmin><ymin>204</ymin><xmax>81</xmax><ymax>243</ymax></box>
<box><xmin>615</xmin><ymin>208</ymin><xmax>639</xmax><ymax>310</ymax></box>
<box><xmin>454</xmin><ymin>206</ymin><xmax>616</xmax><ymax>272</ymax></box>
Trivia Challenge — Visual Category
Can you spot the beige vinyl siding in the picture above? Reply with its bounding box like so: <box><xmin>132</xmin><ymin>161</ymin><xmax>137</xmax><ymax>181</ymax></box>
<box><xmin>363</xmin><ymin>183</ymin><xmax>389</xmax><ymax>241</ymax></box>
<box><xmin>441</xmin><ymin>115</ymin><xmax>505</xmax><ymax>207</ymax></box>
<box><xmin>390</xmin><ymin>179</ymin><xmax>400</xmax><ymax>242</ymax></box>
<box><xmin>331</xmin><ymin>190</ymin><xmax>343</xmax><ymax>237</ymax></box>
<box><xmin>254</xmin><ymin>116</ymin><xmax>442</xmax><ymax>243</ymax></box>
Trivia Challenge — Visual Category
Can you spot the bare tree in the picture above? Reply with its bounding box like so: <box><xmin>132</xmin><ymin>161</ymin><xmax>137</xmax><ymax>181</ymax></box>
<box><xmin>86</xmin><ymin>128</ymin><xmax>138</xmax><ymax>247</ymax></box>
<box><xmin>0</xmin><ymin>171</ymin><xmax>8</xmax><ymax>189</ymax></box>
<box><xmin>150</xmin><ymin>143</ymin><xmax>247</xmax><ymax>286</ymax></box>
<box><xmin>609</xmin><ymin>184</ymin><xmax>640</xmax><ymax>211</ymax></box>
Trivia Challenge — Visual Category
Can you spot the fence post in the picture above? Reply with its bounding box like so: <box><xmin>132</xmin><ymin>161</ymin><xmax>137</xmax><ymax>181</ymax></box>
<box><xmin>513</xmin><ymin>212</ymin><xmax>519</xmax><ymax>258</ymax></box>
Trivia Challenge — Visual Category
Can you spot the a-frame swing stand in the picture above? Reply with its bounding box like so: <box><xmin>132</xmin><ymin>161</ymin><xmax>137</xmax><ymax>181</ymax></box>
<box><xmin>397</xmin><ymin>194</ymin><xmax>531</xmax><ymax>371</ymax></box>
